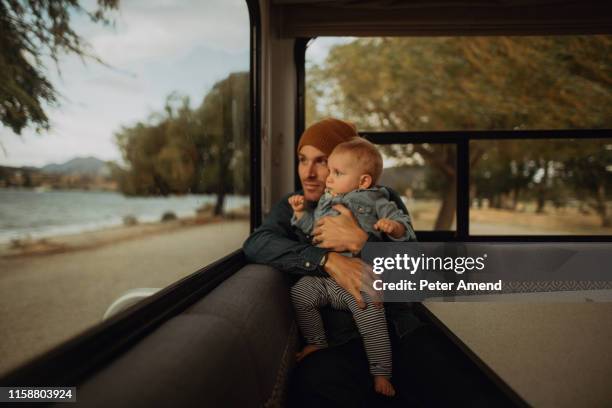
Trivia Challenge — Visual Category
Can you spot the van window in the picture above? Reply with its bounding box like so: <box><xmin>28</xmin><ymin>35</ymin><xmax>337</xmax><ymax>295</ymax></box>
<box><xmin>470</xmin><ymin>138</ymin><xmax>611</xmax><ymax>235</ymax></box>
<box><xmin>307</xmin><ymin>36</ymin><xmax>611</xmax><ymax>131</ymax></box>
<box><xmin>306</xmin><ymin>36</ymin><xmax>611</xmax><ymax>235</ymax></box>
<box><xmin>0</xmin><ymin>0</ymin><xmax>251</xmax><ymax>375</ymax></box>
<box><xmin>378</xmin><ymin>143</ymin><xmax>457</xmax><ymax>231</ymax></box>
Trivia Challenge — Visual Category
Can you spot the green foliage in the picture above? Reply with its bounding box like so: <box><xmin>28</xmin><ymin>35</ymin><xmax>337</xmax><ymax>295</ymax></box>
<box><xmin>562</xmin><ymin>140</ymin><xmax>612</xmax><ymax>226</ymax></box>
<box><xmin>196</xmin><ymin>72</ymin><xmax>250</xmax><ymax>214</ymax></box>
<box><xmin>309</xmin><ymin>36</ymin><xmax>611</xmax><ymax>131</ymax></box>
<box><xmin>112</xmin><ymin>72</ymin><xmax>250</xmax><ymax>215</ymax></box>
<box><xmin>307</xmin><ymin>36</ymin><xmax>612</xmax><ymax>228</ymax></box>
<box><xmin>472</xmin><ymin>139</ymin><xmax>611</xmax><ymax>226</ymax></box>
<box><xmin>0</xmin><ymin>0</ymin><xmax>119</xmax><ymax>135</ymax></box>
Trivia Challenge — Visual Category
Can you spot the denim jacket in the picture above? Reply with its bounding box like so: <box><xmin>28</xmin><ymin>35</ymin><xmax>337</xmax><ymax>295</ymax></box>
<box><xmin>292</xmin><ymin>187</ymin><xmax>415</xmax><ymax>242</ymax></box>
<box><xmin>242</xmin><ymin>187</ymin><xmax>423</xmax><ymax>345</ymax></box>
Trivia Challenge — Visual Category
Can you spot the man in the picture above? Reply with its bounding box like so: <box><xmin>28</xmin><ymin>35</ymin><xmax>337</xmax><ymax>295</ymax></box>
<box><xmin>243</xmin><ymin>118</ymin><xmax>422</xmax><ymax>406</ymax></box>
<box><xmin>243</xmin><ymin>118</ymin><xmax>508</xmax><ymax>407</ymax></box>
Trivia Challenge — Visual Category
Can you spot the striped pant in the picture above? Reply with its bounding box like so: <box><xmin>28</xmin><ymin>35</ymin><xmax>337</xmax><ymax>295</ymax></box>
<box><xmin>290</xmin><ymin>275</ymin><xmax>392</xmax><ymax>377</ymax></box>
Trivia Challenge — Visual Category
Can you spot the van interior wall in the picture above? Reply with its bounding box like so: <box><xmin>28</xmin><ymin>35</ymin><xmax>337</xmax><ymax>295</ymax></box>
<box><xmin>262</xmin><ymin>0</ymin><xmax>298</xmax><ymax>213</ymax></box>
<box><xmin>271</xmin><ymin>0</ymin><xmax>612</xmax><ymax>37</ymax></box>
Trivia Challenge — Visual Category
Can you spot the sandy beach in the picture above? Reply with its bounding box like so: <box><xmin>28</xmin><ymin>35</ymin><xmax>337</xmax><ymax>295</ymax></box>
<box><xmin>0</xmin><ymin>218</ymin><xmax>249</xmax><ymax>375</ymax></box>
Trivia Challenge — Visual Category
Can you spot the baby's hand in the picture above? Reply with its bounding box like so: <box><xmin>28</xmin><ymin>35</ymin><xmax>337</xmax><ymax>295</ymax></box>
<box><xmin>374</xmin><ymin>218</ymin><xmax>405</xmax><ymax>239</ymax></box>
<box><xmin>288</xmin><ymin>195</ymin><xmax>305</xmax><ymax>213</ymax></box>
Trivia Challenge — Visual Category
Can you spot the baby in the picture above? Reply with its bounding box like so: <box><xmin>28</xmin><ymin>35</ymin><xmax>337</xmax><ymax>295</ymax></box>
<box><xmin>289</xmin><ymin>137</ymin><xmax>413</xmax><ymax>397</ymax></box>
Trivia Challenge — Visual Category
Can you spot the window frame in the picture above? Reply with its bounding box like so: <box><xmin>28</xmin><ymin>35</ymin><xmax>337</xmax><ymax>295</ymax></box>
<box><xmin>297</xmin><ymin>37</ymin><xmax>612</xmax><ymax>242</ymax></box>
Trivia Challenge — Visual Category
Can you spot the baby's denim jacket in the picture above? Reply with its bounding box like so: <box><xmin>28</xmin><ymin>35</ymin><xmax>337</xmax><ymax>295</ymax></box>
<box><xmin>292</xmin><ymin>187</ymin><xmax>413</xmax><ymax>242</ymax></box>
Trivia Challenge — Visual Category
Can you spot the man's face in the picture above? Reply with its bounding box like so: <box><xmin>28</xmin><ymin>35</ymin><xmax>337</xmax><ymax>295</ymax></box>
<box><xmin>298</xmin><ymin>145</ymin><xmax>330</xmax><ymax>202</ymax></box>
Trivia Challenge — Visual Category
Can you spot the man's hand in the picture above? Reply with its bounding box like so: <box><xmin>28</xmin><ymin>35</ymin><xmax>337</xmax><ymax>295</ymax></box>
<box><xmin>312</xmin><ymin>204</ymin><xmax>368</xmax><ymax>254</ymax></box>
<box><xmin>324</xmin><ymin>252</ymin><xmax>381</xmax><ymax>309</ymax></box>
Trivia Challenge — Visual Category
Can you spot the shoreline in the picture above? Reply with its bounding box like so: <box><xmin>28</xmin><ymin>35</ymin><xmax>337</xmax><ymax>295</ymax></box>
<box><xmin>0</xmin><ymin>213</ymin><xmax>247</xmax><ymax>259</ymax></box>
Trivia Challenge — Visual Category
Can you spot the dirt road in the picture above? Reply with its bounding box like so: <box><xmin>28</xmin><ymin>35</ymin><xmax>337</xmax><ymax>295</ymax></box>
<box><xmin>0</xmin><ymin>220</ymin><xmax>249</xmax><ymax>375</ymax></box>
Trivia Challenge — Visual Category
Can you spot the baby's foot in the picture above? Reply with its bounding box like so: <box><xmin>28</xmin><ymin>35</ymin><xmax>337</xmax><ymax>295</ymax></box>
<box><xmin>296</xmin><ymin>344</ymin><xmax>323</xmax><ymax>362</ymax></box>
<box><xmin>374</xmin><ymin>376</ymin><xmax>396</xmax><ymax>397</ymax></box>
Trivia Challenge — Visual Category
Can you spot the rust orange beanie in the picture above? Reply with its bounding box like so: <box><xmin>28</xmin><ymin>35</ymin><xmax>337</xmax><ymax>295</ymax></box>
<box><xmin>297</xmin><ymin>118</ymin><xmax>359</xmax><ymax>156</ymax></box>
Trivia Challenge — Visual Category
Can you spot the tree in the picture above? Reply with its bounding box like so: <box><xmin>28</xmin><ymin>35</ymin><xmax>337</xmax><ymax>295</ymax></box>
<box><xmin>196</xmin><ymin>72</ymin><xmax>250</xmax><ymax>215</ymax></box>
<box><xmin>473</xmin><ymin>141</ymin><xmax>528</xmax><ymax>210</ymax></box>
<box><xmin>112</xmin><ymin>72</ymin><xmax>251</xmax><ymax>216</ymax></box>
<box><xmin>0</xmin><ymin>0</ymin><xmax>119</xmax><ymax>135</ymax></box>
<box><xmin>308</xmin><ymin>36</ymin><xmax>612</xmax><ymax>229</ymax></box>
<box><xmin>562</xmin><ymin>140</ymin><xmax>611</xmax><ymax>227</ymax></box>
<box><xmin>114</xmin><ymin>95</ymin><xmax>199</xmax><ymax>196</ymax></box>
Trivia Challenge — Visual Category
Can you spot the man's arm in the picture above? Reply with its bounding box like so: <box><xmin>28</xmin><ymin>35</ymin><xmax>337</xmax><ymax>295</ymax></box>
<box><xmin>311</xmin><ymin>186</ymin><xmax>416</xmax><ymax>307</ymax></box>
<box><xmin>312</xmin><ymin>186</ymin><xmax>416</xmax><ymax>252</ymax></box>
<box><xmin>242</xmin><ymin>193</ymin><xmax>328</xmax><ymax>277</ymax></box>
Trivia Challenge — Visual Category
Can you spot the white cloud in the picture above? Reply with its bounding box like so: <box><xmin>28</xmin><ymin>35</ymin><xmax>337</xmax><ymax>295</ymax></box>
<box><xmin>2</xmin><ymin>0</ymin><xmax>250</xmax><ymax>167</ymax></box>
<box><xmin>306</xmin><ymin>37</ymin><xmax>354</xmax><ymax>65</ymax></box>
<box><xmin>90</xmin><ymin>0</ymin><xmax>249</xmax><ymax>65</ymax></box>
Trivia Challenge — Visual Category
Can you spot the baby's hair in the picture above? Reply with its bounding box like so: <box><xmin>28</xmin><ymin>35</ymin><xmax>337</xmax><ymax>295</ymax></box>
<box><xmin>332</xmin><ymin>137</ymin><xmax>383</xmax><ymax>184</ymax></box>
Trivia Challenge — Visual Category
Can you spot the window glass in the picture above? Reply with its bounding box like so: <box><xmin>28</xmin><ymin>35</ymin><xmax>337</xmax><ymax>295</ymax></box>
<box><xmin>306</xmin><ymin>36</ymin><xmax>610</xmax><ymax>236</ymax></box>
<box><xmin>378</xmin><ymin>144</ymin><xmax>457</xmax><ymax>231</ymax></box>
<box><xmin>470</xmin><ymin>139</ymin><xmax>611</xmax><ymax>235</ymax></box>
<box><xmin>306</xmin><ymin>36</ymin><xmax>611</xmax><ymax>131</ymax></box>
<box><xmin>0</xmin><ymin>0</ymin><xmax>250</xmax><ymax>375</ymax></box>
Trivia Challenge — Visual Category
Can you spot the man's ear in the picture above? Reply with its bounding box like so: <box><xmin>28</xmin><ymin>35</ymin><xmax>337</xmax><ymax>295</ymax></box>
<box><xmin>359</xmin><ymin>174</ymin><xmax>373</xmax><ymax>189</ymax></box>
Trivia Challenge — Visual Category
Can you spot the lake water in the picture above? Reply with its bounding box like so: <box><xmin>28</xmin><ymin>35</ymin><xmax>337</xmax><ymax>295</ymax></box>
<box><xmin>0</xmin><ymin>189</ymin><xmax>249</xmax><ymax>243</ymax></box>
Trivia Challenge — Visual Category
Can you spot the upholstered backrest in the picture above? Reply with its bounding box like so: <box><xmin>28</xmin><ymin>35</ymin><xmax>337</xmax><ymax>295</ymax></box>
<box><xmin>68</xmin><ymin>265</ymin><xmax>298</xmax><ymax>407</ymax></box>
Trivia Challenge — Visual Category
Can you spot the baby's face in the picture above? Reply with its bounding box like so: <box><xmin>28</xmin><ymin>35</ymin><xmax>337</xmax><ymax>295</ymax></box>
<box><xmin>325</xmin><ymin>151</ymin><xmax>370</xmax><ymax>195</ymax></box>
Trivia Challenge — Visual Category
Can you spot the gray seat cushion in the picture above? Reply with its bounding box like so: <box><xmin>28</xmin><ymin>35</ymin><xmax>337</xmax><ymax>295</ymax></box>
<box><xmin>186</xmin><ymin>264</ymin><xmax>298</xmax><ymax>405</ymax></box>
<box><xmin>69</xmin><ymin>264</ymin><xmax>298</xmax><ymax>407</ymax></box>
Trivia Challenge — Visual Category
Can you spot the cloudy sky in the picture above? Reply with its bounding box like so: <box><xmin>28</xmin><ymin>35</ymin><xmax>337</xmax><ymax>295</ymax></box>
<box><xmin>2</xmin><ymin>0</ymin><xmax>250</xmax><ymax>167</ymax></box>
<box><xmin>307</xmin><ymin>37</ymin><xmax>353</xmax><ymax>66</ymax></box>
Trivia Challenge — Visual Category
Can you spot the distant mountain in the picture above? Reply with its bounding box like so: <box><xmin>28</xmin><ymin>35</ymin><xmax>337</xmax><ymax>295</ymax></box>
<box><xmin>42</xmin><ymin>156</ymin><xmax>110</xmax><ymax>177</ymax></box>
